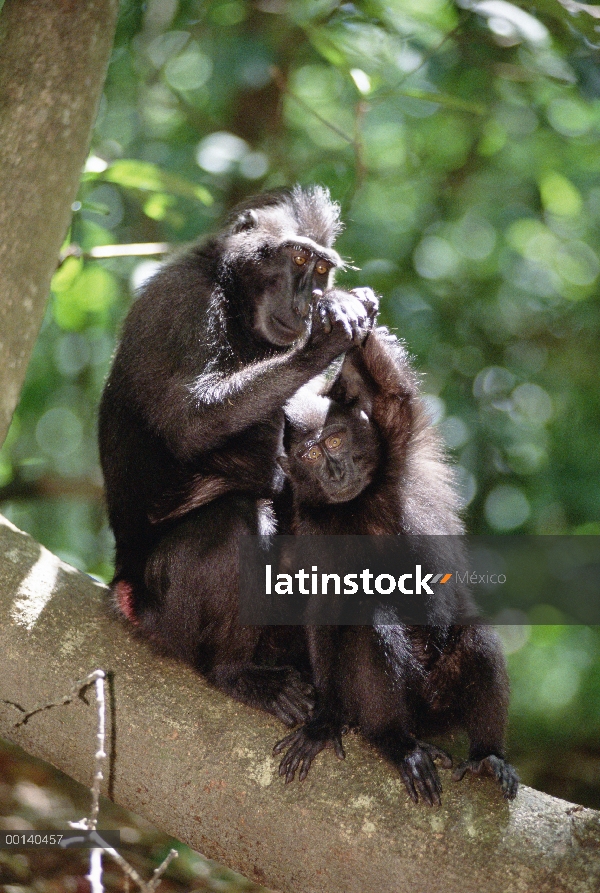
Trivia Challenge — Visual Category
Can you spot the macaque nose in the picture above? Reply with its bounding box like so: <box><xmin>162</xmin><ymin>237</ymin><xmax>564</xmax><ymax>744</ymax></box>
<box><xmin>293</xmin><ymin>287</ymin><xmax>313</xmax><ymax>319</ymax></box>
<box><xmin>329</xmin><ymin>461</ymin><xmax>345</xmax><ymax>482</ymax></box>
<box><xmin>295</xmin><ymin>298</ymin><xmax>311</xmax><ymax>319</ymax></box>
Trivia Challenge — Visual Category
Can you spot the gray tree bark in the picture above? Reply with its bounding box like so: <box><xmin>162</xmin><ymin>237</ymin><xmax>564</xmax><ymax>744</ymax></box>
<box><xmin>0</xmin><ymin>0</ymin><xmax>120</xmax><ymax>446</ymax></box>
<box><xmin>0</xmin><ymin>515</ymin><xmax>599</xmax><ymax>893</ymax></box>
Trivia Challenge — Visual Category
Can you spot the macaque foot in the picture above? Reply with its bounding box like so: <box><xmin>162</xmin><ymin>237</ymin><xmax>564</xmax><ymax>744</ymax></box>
<box><xmin>452</xmin><ymin>755</ymin><xmax>519</xmax><ymax>800</ymax></box>
<box><xmin>399</xmin><ymin>742</ymin><xmax>453</xmax><ymax>807</ymax></box>
<box><xmin>236</xmin><ymin>666</ymin><xmax>315</xmax><ymax>727</ymax></box>
<box><xmin>273</xmin><ymin>715</ymin><xmax>346</xmax><ymax>783</ymax></box>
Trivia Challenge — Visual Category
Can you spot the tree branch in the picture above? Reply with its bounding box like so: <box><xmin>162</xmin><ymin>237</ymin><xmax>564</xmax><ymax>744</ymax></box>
<box><xmin>58</xmin><ymin>243</ymin><xmax>171</xmax><ymax>266</ymax></box>
<box><xmin>0</xmin><ymin>474</ymin><xmax>104</xmax><ymax>506</ymax></box>
<box><xmin>0</xmin><ymin>515</ymin><xmax>599</xmax><ymax>893</ymax></box>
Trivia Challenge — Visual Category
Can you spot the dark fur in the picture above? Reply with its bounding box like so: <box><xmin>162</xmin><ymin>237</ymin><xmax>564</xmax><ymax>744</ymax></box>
<box><xmin>99</xmin><ymin>186</ymin><xmax>376</xmax><ymax>726</ymax></box>
<box><xmin>274</xmin><ymin>329</ymin><xmax>519</xmax><ymax>803</ymax></box>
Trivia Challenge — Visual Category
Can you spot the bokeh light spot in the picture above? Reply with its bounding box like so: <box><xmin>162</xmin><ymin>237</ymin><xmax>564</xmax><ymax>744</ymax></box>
<box><xmin>485</xmin><ymin>484</ymin><xmax>530</xmax><ymax>531</ymax></box>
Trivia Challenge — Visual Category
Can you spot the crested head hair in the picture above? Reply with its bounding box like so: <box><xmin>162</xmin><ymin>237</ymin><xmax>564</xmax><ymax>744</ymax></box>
<box><xmin>284</xmin><ymin>385</ymin><xmax>331</xmax><ymax>445</ymax></box>
<box><xmin>289</xmin><ymin>184</ymin><xmax>343</xmax><ymax>247</ymax></box>
<box><xmin>227</xmin><ymin>185</ymin><xmax>343</xmax><ymax>249</ymax></box>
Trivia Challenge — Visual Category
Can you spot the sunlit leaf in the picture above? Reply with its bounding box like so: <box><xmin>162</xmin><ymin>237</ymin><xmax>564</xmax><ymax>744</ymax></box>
<box><xmin>52</xmin><ymin>266</ymin><xmax>119</xmax><ymax>331</ymax></box>
<box><xmin>100</xmin><ymin>160</ymin><xmax>213</xmax><ymax>205</ymax></box>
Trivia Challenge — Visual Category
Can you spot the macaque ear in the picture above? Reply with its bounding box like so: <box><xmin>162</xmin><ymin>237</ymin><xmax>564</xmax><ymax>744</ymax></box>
<box><xmin>277</xmin><ymin>455</ymin><xmax>291</xmax><ymax>475</ymax></box>
<box><xmin>231</xmin><ymin>209</ymin><xmax>259</xmax><ymax>234</ymax></box>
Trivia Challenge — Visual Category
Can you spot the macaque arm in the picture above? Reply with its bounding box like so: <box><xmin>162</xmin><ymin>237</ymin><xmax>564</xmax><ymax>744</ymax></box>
<box><xmin>145</xmin><ymin>292</ymin><xmax>374</xmax><ymax>461</ymax></box>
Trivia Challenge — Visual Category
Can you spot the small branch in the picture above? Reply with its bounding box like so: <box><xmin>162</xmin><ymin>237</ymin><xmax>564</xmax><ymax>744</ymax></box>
<box><xmin>89</xmin><ymin>833</ymin><xmax>149</xmax><ymax>890</ymax></box>
<box><xmin>88</xmin><ymin>846</ymin><xmax>103</xmax><ymax>893</ymax></box>
<box><xmin>373</xmin><ymin>17</ymin><xmax>466</xmax><ymax>104</ymax></box>
<box><xmin>68</xmin><ymin>672</ymin><xmax>106</xmax><ymax>833</ymax></box>
<box><xmin>353</xmin><ymin>99</ymin><xmax>368</xmax><ymax>188</ymax></box>
<box><xmin>80</xmin><ymin>833</ymin><xmax>178</xmax><ymax>893</ymax></box>
<box><xmin>67</xmin><ymin>671</ymin><xmax>178</xmax><ymax>893</ymax></box>
<box><xmin>148</xmin><ymin>849</ymin><xmax>180</xmax><ymax>892</ymax></box>
<box><xmin>58</xmin><ymin>242</ymin><xmax>171</xmax><ymax>267</ymax></box>
<box><xmin>391</xmin><ymin>85</ymin><xmax>485</xmax><ymax>114</ymax></box>
<box><xmin>89</xmin><ymin>671</ymin><xmax>107</xmax><ymax>830</ymax></box>
<box><xmin>6</xmin><ymin>661</ymin><xmax>179</xmax><ymax>891</ymax></box>
<box><xmin>271</xmin><ymin>66</ymin><xmax>354</xmax><ymax>144</ymax></box>
<box><xmin>342</xmin><ymin>99</ymin><xmax>368</xmax><ymax>213</ymax></box>
<box><xmin>0</xmin><ymin>474</ymin><xmax>105</xmax><ymax>505</ymax></box>
<box><xmin>556</xmin><ymin>0</ymin><xmax>600</xmax><ymax>18</ymax></box>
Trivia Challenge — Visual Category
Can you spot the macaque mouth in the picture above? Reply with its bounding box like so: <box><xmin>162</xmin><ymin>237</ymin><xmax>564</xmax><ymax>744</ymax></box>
<box><xmin>323</xmin><ymin>477</ymin><xmax>368</xmax><ymax>503</ymax></box>
<box><xmin>271</xmin><ymin>314</ymin><xmax>304</xmax><ymax>338</ymax></box>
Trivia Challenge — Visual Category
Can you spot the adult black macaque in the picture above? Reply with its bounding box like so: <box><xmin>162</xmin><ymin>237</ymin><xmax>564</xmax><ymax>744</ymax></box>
<box><xmin>98</xmin><ymin>186</ymin><xmax>377</xmax><ymax>727</ymax></box>
<box><xmin>274</xmin><ymin>328</ymin><xmax>519</xmax><ymax>804</ymax></box>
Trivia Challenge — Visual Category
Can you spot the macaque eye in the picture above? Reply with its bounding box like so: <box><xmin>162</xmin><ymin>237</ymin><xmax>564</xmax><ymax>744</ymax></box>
<box><xmin>315</xmin><ymin>260</ymin><xmax>330</xmax><ymax>276</ymax></box>
<box><xmin>302</xmin><ymin>445</ymin><xmax>323</xmax><ymax>463</ymax></box>
<box><xmin>325</xmin><ymin>434</ymin><xmax>343</xmax><ymax>451</ymax></box>
<box><xmin>293</xmin><ymin>254</ymin><xmax>308</xmax><ymax>267</ymax></box>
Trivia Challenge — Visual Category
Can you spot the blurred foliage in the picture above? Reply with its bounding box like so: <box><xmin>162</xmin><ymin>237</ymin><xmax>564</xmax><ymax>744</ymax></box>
<box><xmin>1</xmin><ymin>0</ymin><xmax>600</xmax><ymax>805</ymax></box>
<box><xmin>0</xmin><ymin>738</ymin><xmax>269</xmax><ymax>892</ymax></box>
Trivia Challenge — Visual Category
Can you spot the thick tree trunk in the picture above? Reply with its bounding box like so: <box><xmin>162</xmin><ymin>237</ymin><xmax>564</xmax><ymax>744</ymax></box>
<box><xmin>0</xmin><ymin>0</ymin><xmax>119</xmax><ymax>445</ymax></box>
<box><xmin>0</xmin><ymin>515</ymin><xmax>599</xmax><ymax>893</ymax></box>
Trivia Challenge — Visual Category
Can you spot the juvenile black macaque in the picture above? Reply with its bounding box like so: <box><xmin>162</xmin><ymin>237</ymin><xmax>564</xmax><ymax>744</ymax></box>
<box><xmin>98</xmin><ymin>186</ymin><xmax>377</xmax><ymax>726</ymax></box>
<box><xmin>274</xmin><ymin>328</ymin><xmax>519</xmax><ymax>804</ymax></box>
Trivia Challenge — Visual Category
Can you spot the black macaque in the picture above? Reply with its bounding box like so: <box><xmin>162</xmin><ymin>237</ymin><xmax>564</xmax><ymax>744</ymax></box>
<box><xmin>98</xmin><ymin>186</ymin><xmax>378</xmax><ymax>727</ymax></box>
<box><xmin>274</xmin><ymin>328</ymin><xmax>519</xmax><ymax>804</ymax></box>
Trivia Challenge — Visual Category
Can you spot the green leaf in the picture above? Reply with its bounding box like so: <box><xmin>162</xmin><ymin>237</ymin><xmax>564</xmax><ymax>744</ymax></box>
<box><xmin>52</xmin><ymin>266</ymin><xmax>119</xmax><ymax>331</ymax></box>
<box><xmin>308</xmin><ymin>31</ymin><xmax>348</xmax><ymax>68</ymax></box>
<box><xmin>51</xmin><ymin>256</ymin><xmax>83</xmax><ymax>293</ymax></box>
<box><xmin>98</xmin><ymin>160</ymin><xmax>213</xmax><ymax>205</ymax></box>
<box><xmin>396</xmin><ymin>87</ymin><xmax>486</xmax><ymax>115</ymax></box>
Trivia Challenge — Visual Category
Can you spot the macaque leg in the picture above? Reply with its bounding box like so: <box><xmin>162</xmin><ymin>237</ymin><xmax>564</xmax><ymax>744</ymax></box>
<box><xmin>274</xmin><ymin>626</ymin><xmax>347</xmax><ymax>781</ymax></box>
<box><xmin>130</xmin><ymin>498</ymin><xmax>315</xmax><ymax>726</ymax></box>
<box><xmin>356</xmin><ymin>626</ymin><xmax>452</xmax><ymax>807</ymax></box>
<box><xmin>448</xmin><ymin>626</ymin><xmax>519</xmax><ymax>800</ymax></box>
